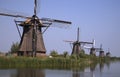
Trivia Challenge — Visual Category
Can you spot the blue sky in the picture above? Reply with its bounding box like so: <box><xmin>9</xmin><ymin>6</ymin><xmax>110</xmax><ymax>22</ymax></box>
<box><xmin>0</xmin><ymin>0</ymin><xmax>120</xmax><ymax>57</ymax></box>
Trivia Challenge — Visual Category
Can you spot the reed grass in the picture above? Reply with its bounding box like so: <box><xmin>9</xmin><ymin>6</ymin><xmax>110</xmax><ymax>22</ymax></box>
<box><xmin>0</xmin><ymin>56</ymin><xmax>90</xmax><ymax>69</ymax></box>
<box><xmin>0</xmin><ymin>56</ymin><xmax>118</xmax><ymax>69</ymax></box>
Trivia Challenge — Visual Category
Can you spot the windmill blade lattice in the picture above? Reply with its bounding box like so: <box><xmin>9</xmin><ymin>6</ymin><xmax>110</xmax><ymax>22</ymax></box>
<box><xmin>41</xmin><ymin>18</ymin><xmax>71</xmax><ymax>28</ymax></box>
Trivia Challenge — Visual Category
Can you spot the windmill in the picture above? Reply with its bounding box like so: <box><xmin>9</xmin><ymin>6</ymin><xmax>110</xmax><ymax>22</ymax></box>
<box><xmin>83</xmin><ymin>39</ymin><xmax>96</xmax><ymax>56</ymax></box>
<box><xmin>106</xmin><ymin>48</ymin><xmax>111</xmax><ymax>57</ymax></box>
<box><xmin>98</xmin><ymin>44</ymin><xmax>105</xmax><ymax>57</ymax></box>
<box><xmin>0</xmin><ymin>0</ymin><xmax>71</xmax><ymax>57</ymax></box>
<box><xmin>89</xmin><ymin>43</ymin><xmax>104</xmax><ymax>57</ymax></box>
<box><xmin>64</xmin><ymin>27</ymin><xmax>93</xmax><ymax>55</ymax></box>
<box><xmin>83</xmin><ymin>38</ymin><xmax>105</xmax><ymax>56</ymax></box>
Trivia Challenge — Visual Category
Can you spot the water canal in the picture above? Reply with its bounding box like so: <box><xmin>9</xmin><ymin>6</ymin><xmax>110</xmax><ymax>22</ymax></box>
<box><xmin>0</xmin><ymin>61</ymin><xmax>120</xmax><ymax>77</ymax></box>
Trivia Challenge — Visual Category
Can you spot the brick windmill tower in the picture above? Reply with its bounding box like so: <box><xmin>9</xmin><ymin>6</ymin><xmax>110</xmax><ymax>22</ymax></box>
<box><xmin>0</xmin><ymin>0</ymin><xmax>71</xmax><ymax>57</ymax></box>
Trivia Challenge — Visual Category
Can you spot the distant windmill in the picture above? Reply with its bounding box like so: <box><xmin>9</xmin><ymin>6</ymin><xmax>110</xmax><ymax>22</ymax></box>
<box><xmin>0</xmin><ymin>0</ymin><xmax>71</xmax><ymax>57</ymax></box>
<box><xmin>89</xmin><ymin>43</ymin><xmax>105</xmax><ymax>57</ymax></box>
<box><xmin>64</xmin><ymin>27</ymin><xmax>93</xmax><ymax>55</ymax></box>
<box><xmin>98</xmin><ymin>44</ymin><xmax>105</xmax><ymax>57</ymax></box>
<box><xmin>84</xmin><ymin>39</ymin><xmax>96</xmax><ymax>55</ymax></box>
<box><xmin>106</xmin><ymin>48</ymin><xmax>111</xmax><ymax>57</ymax></box>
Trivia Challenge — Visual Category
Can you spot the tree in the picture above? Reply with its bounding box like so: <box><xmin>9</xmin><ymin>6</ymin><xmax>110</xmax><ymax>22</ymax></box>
<box><xmin>50</xmin><ymin>50</ymin><xmax>58</xmax><ymax>57</ymax></box>
<box><xmin>10</xmin><ymin>42</ymin><xmax>19</xmax><ymax>53</ymax></box>
<box><xmin>80</xmin><ymin>49</ymin><xmax>85</xmax><ymax>54</ymax></box>
<box><xmin>63</xmin><ymin>51</ymin><xmax>68</xmax><ymax>58</ymax></box>
<box><xmin>79</xmin><ymin>49</ymin><xmax>87</xmax><ymax>58</ymax></box>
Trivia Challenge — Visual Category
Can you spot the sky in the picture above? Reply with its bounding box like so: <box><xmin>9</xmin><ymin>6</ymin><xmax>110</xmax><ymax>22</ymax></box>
<box><xmin>0</xmin><ymin>0</ymin><xmax>120</xmax><ymax>57</ymax></box>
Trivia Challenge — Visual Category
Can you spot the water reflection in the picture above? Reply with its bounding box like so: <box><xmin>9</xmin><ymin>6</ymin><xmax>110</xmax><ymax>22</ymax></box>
<box><xmin>99</xmin><ymin>62</ymin><xmax>104</xmax><ymax>72</ymax></box>
<box><xmin>0</xmin><ymin>61</ymin><xmax>119</xmax><ymax>77</ymax></box>
<box><xmin>72</xmin><ymin>62</ymin><xmax>97</xmax><ymax>77</ymax></box>
<box><xmin>89</xmin><ymin>63</ymin><xmax>97</xmax><ymax>77</ymax></box>
<box><xmin>72</xmin><ymin>70</ymin><xmax>94</xmax><ymax>77</ymax></box>
<box><xmin>105</xmin><ymin>61</ymin><xmax>110</xmax><ymax>70</ymax></box>
<box><xmin>99</xmin><ymin>61</ymin><xmax>111</xmax><ymax>73</ymax></box>
<box><xmin>11</xmin><ymin>69</ymin><xmax>45</xmax><ymax>77</ymax></box>
<box><xmin>72</xmin><ymin>70</ymin><xmax>83</xmax><ymax>77</ymax></box>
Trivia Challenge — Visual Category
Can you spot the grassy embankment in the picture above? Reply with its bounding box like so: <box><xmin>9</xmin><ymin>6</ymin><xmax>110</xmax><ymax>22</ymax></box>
<box><xmin>0</xmin><ymin>55</ymin><xmax>119</xmax><ymax>69</ymax></box>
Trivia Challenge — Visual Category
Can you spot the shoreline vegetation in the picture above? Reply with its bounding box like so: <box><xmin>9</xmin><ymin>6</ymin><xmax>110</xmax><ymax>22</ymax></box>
<box><xmin>1</xmin><ymin>42</ymin><xmax>119</xmax><ymax>69</ymax></box>
<box><xmin>0</xmin><ymin>43</ymin><xmax>120</xmax><ymax>69</ymax></box>
<box><xmin>0</xmin><ymin>54</ymin><xmax>120</xmax><ymax>69</ymax></box>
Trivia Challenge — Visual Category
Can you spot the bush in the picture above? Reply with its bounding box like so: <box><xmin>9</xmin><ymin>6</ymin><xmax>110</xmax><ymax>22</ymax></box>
<box><xmin>50</xmin><ymin>50</ymin><xmax>58</xmax><ymax>57</ymax></box>
<box><xmin>10</xmin><ymin>42</ymin><xmax>19</xmax><ymax>53</ymax></box>
<box><xmin>63</xmin><ymin>51</ymin><xmax>69</xmax><ymax>58</ymax></box>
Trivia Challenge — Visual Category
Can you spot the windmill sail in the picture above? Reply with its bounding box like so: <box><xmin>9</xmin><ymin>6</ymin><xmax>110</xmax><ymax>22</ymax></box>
<box><xmin>0</xmin><ymin>13</ymin><xmax>30</xmax><ymax>18</ymax></box>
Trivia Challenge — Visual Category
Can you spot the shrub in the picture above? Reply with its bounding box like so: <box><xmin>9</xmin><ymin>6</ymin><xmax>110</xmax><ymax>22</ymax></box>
<box><xmin>10</xmin><ymin>42</ymin><xmax>19</xmax><ymax>53</ymax></box>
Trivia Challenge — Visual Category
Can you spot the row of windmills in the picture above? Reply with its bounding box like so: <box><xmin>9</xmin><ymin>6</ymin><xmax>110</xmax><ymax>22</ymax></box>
<box><xmin>90</xmin><ymin>44</ymin><xmax>111</xmax><ymax>57</ymax></box>
<box><xmin>64</xmin><ymin>27</ymin><xmax>93</xmax><ymax>55</ymax></box>
<box><xmin>0</xmin><ymin>0</ymin><xmax>110</xmax><ymax>57</ymax></box>
<box><xmin>65</xmin><ymin>27</ymin><xmax>111</xmax><ymax>57</ymax></box>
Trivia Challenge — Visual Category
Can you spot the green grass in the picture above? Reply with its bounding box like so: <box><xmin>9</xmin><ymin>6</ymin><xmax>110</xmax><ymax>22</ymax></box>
<box><xmin>0</xmin><ymin>55</ymin><xmax>119</xmax><ymax>69</ymax></box>
<box><xmin>0</xmin><ymin>56</ymin><xmax>90</xmax><ymax>69</ymax></box>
